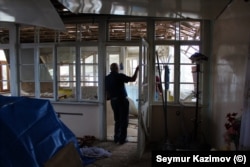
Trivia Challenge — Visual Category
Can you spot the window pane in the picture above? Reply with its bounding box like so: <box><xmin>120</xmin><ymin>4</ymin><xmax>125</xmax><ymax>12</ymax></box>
<box><xmin>20</xmin><ymin>82</ymin><xmax>35</xmax><ymax>97</ymax></box>
<box><xmin>155</xmin><ymin>21</ymin><xmax>176</xmax><ymax>40</ymax></box>
<box><xmin>20</xmin><ymin>65</ymin><xmax>34</xmax><ymax>81</ymax></box>
<box><xmin>180</xmin><ymin>21</ymin><xmax>200</xmax><ymax>41</ymax></box>
<box><xmin>0</xmin><ymin>49</ymin><xmax>10</xmax><ymax>93</ymax></box>
<box><xmin>180</xmin><ymin>45</ymin><xmax>199</xmax><ymax>103</ymax></box>
<box><xmin>20</xmin><ymin>48</ymin><xmax>35</xmax><ymax>96</ymax></box>
<box><xmin>109</xmin><ymin>22</ymin><xmax>147</xmax><ymax>41</ymax></box>
<box><xmin>39</xmin><ymin>47</ymin><xmax>54</xmax><ymax>98</ymax></box>
<box><xmin>58</xmin><ymin>83</ymin><xmax>76</xmax><ymax>100</ymax></box>
<box><xmin>0</xmin><ymin>27</ymin><xmax>9</xmax><ymax>44</ymax></box>
<box><xmin>57</xmin><ymin>47</ymin><xmax>76</xmax><ymax>101</ymax></box>
<box><xmin>20</xmin><ymin>26</ymin><xmax>35</xmax><ymax>43</ymax></box>
<box><xmin>39</xmin><ymin>27</ymin><xmax>56</xmax><ymax>43</ymax></box>
<box><xmin>40</xmin><ymin>48</ymin><xmax>54</xmax><ymax>81</ymax></box>
<box><xmin>180</xmin><ymin>45</ymin><xmax>199</xmax><ymax>64</ymax></box>
<box><xmin>80</xmin><ymin>47</ymin><xmax>98</xmax><ymax>100</ymax></box>
<box><xmin>81</xmin><ymin>65</ymin><xmax>98</xmax><ymax>84</ymax></box>
<box><xmin>180</xmin><ymin>65</ymin><xmax>196</xmax><ymax>83</ymax></box>
<box><xmin>130</xmin><ymin>22</ymin><xmax>147</xmax><ymax>40</ymax></box>
<box><xmin>155</xmin><ymin>45</ymin><xmax>174</xmax><ymax>102</ymax></box>
<box><xmin>180</xmin><ymin>83</ymin><xmax>196</xmax><ymax>102</ymax></box>
<box><xmin>80</xmin><ymin>23</ymin><xmax>99</xmax><ymax>41</ymax></box>
<box><xmin>20</xmin><ymin>48</ymin><xmax>34</xmax><ymax>64</ymax></box>
<box><xmin>109</xmin><ymin>22</ymin><xmax>126</xmax><ymax>40</ymax></box>
<box><xmin>20</xmin><ymin>66</ymin><xmax>35</xmax><ymax>97</ymax></box>
<box><xmin>58</xmin><ymin>64</ymin><xmax>76</xmax><ymax>84</ymax></box>
<box><xmin>155</xmin><ymin>83</ymin><xmax>174</xmax><ymax>102</ymax></box>
<box><xmin>156</xmin><ymin>45</ymin><xmax>175</xmax><ymax>63</ymax></box>
<box><xmin>59</xmin><ymin>24</ymin><xmax>77</xmax><ymax>42</ymax></box>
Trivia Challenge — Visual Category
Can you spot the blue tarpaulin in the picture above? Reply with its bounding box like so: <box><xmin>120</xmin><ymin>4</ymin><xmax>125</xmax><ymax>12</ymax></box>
<box><xmin>0</xmin><ymin>95</ymin><xmax>83</xmax><ymax>167</ymax></box>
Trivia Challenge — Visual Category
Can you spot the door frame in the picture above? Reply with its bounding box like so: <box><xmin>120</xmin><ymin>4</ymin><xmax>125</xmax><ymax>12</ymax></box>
<box><xmin>104</xmin><ymin>39</ymin><xmax>150</xmax><ymax>157</ymax></box>
<box><xmin>137</xmin><ymin>38</ymin><xmax>149</xmax><ymax>158</ymax></box>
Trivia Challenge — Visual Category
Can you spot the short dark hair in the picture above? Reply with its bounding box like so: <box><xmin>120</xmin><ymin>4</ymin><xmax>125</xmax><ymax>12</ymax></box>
<box><xmin>110</xmin><ymin>63</ymin><xmax>118</xmax><ymax>72</ymax></box>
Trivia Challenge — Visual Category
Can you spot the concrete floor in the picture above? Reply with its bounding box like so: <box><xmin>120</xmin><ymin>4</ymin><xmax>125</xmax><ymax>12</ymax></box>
<box><xmin>86</xmin><ymin>141</ymin><xmax>151</xmax><ymax>167</ymax></box>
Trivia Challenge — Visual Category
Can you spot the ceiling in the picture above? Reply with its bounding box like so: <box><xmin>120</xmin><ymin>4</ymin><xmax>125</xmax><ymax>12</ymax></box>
<box><xmin>53</xmin><ymin>0</ymin><xmax>232</xmax><ymax>20</ymax></box>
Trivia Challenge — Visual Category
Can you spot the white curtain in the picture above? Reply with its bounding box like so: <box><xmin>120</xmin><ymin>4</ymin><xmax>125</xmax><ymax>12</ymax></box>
<box><xmin>239</xmin><ymin>55</ymin><xmax>250</xmax><ymax>150</ymax></box>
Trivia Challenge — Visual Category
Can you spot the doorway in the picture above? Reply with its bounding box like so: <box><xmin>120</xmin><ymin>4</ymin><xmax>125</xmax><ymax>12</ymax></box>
<box><xmin>106</xmin><ymin>46</ymin><xmax>139</xmax><ymax>143</ymax></box>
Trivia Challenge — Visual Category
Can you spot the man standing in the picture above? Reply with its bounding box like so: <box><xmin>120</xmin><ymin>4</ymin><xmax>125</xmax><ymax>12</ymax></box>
<box><xmin>105</xmin><ymin>63</ymin><xmax>139</xmax><ymax>144</ymax></box>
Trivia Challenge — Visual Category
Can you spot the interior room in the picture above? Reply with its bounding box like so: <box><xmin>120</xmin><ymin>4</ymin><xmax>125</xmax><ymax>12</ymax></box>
<box><xmin>0</xmin><ymin>0</ymin><xmax>250</xmax><ymax>166</ymax></box>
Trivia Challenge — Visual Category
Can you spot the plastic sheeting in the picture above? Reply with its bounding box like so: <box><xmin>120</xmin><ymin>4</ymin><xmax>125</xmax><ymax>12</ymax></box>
<box><xmin>0</xmin><ymin>95</ymin><xmax>82</xmax><ymax>167</ymax></box>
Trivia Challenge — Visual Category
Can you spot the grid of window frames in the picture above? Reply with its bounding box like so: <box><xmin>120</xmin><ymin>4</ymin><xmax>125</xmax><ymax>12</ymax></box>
<box><xmin>80</xmin><ymin>47</ymin><xmax>98</xmax><ymax>100</ymax></box>
<box><xmin>154</xmin><ymin>21</ymin><xmax>201</xmax><ymax>103</ymax></box>
<box><xmin>17</xmin><ymin>19</ymin><xmax>202</xmax><ymax>103</ymax></box>
<box><xmin>19</xmin><ymin>24</ymin><xmax>99</xmax><ymax>102</ymax></box>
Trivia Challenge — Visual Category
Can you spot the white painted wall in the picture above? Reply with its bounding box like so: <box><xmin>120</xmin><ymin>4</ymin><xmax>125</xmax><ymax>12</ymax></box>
<box><xmin>52</xmin><ymin>103</ymin><xmax>100</xmax><ymax>138</ymax></box>
<box><xmin>211</xmin><ymin>0</ymin><xmax>250</xmax><ymax>149</ymax></box>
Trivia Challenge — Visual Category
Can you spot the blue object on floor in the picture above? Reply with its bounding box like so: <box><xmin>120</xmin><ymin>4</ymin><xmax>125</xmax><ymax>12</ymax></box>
<box><xmin>0</xmin><ymin>95</ymin><xmax>85</xmax><ymax>167</ymax></box>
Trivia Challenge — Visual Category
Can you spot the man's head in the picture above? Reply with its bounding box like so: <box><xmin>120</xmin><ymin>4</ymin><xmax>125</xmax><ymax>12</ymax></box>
<box><xmin>110</xmin><ymin>63</ymin><xmax>119</xmax><ymax>72</ymax></box>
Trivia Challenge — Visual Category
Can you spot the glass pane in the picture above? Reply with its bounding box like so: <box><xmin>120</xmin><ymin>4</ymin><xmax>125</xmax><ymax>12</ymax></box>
<box><xmin>39</xmin><ymin>47</ymin><xmax>53</xmax><ymax>81</ymax></box>
<box><xmin>0</xmin><ymin>49</ymin><xmax>10</xmax><ymax>93</ymax></box>
<box><xmin>20</xmin><ymin>26</ymin><xmax>35</xmax><ymax>43</ymax></box>
<box><xmin>109</xmin><ymin>22</ymin><xmax>147</xmax><ymax>41</ymax></box>
<box><xmin>57</xmin><ymin>47</ymin><xmax>76</xmax><ymax>63</ymax></box>
<box><xmin>20</xmin><ymin>82</ymin><xmax>35</xmax><ymax>97</ymax></box>
<box><xmin>80</xmin><ymin>23</ymin><xmax>99</xmax><ymax>41</ymax></box>
<box><xmin>0</xmin><ymin>49</ymin><xmax>9</xmax><ymax>62</ymax></box>
<box><xmin>2</xmin><ymin>81</ymin><xmax>9</xmax><ymax>90</ymax></box>
<box><xmin>109</xmin><ymin>22</ymin><xmax>126</xmax><ymax>40</ymax></box>
<box><xmin>58</xmin><ymin>85</ymin><xmax>75</xmax><ymax>100</ymax></box>
<box><xmin>155</xmin><ymin>45</ymin><xmax>175</xmax><ymax>63</ymax></box>
<box><xmin>180</xmin><ymin>21</ymin><xmax>200</xmax><ymax>41</ymax></box>
<box><xmin>80</xmin><ymin>84</ymin><xmax>98</xmax><ymax>100</ymax></box>
<box><xmin>59</xmin><ymin>24</ymin><xmax>77</xmax><ymax>42</ymax></box>
<box><xmin>20</xmin><ymin>65</ymin><xmax>34</xmax><ymax>81</ymax></box>
<box><xmin>19</xmin><ymin>48</ymin><xmax>34</xmax><ymax>98</ymax></box>
<box><xmin>130</xmin><ymin>22</ymin><xmax>147</xmax><ymax>40</ymax></box>
<box><xmin>1</xmin><ymin>64</ymin><xmax>7</xmax><ymax>80</ymax></box>
<box><xmin>155</xmin><ymin>21</ymin><xmax>176</xmax><ymax>40</ymax></box>
<box><xmin>40</xmin><ymin>82</ymin><xmax>54</xmax><ymax>98</ymax></box>
<box><xmin>80</xmin><ymin>65</ymin><xmax>98</xmax><ymax>86</ymax></box>
<box><xmin>80</xmin><ymin>47</ymin><xmax>98</xmax><ymax>100</ymax></box>
<box><xmin>180</xmin><ymin>65</ymin><xmax>196</xmax><ymax>83</ymax></box>
<box><xmin>39</xmin><ymin>47</ymin><xmax>54</xmax><ymax>98</ymax></box>
<box><xmin>39</xmin><ymin>27</ymin><xmax>56</xmax><ymax>43</ymax></box>
<box><xmin>180</xmin><ymin>84</ymin><xmax>196</xmax><ymax>102</ymax></box>
<box><xmin>0</xmin><ymin>27</ymin><xmax>9</xmax><ymax>44</ymax></box>
<box><xmin>155</xmin><ymin>83</ymin><xmax>174</xmax><ymax>102</ymax></box>
<box><xmin>155</xmin><ymin>45</ymin><xmax>174</xmax><ymax>102</ymax></box>
<box><xmin>180</xmin><ymin>45</ymin><xmax>199</xmax><ymax>64</ymax></box>
<box><xmin>20</xmin><ymin>48</ymin><xmax>34</xmax><ymax>64</ymax></box>
<box><xmin>57</xmin><ymin>47</ymin><xmax>76</xmax><ymax>101</ymax></box>
<box><xmin>58</xmin><ymin>64</ymin><xmax>76</xmax><ymax>82</ymax></box>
